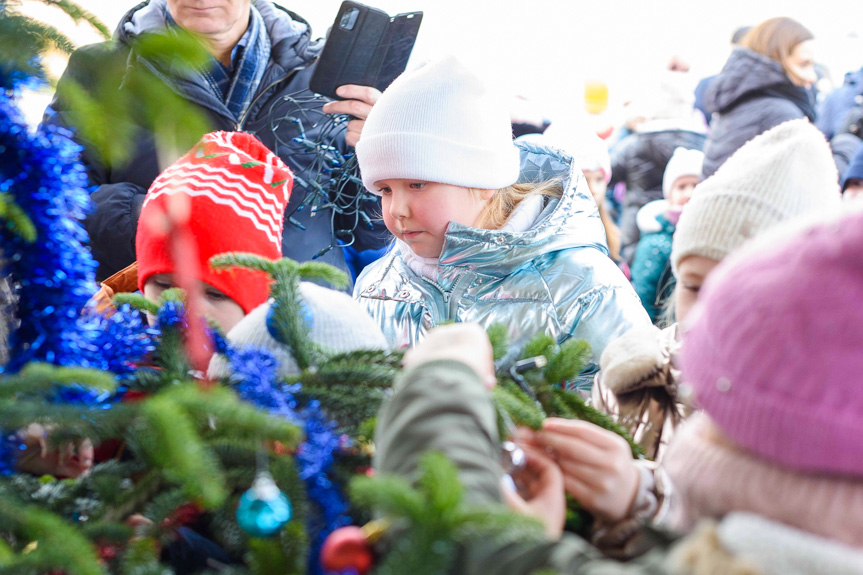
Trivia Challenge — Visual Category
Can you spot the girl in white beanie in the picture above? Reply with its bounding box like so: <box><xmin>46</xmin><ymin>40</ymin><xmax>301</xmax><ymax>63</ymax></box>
<box><xmin>353</xmin><ymin>56</ymin><xmax>650</xmax><ymax>380</ymax></box>
<box><xmin>629</xmin><ymin>147</ymin><xmax>704</xmax><ymax>324</ymax></box>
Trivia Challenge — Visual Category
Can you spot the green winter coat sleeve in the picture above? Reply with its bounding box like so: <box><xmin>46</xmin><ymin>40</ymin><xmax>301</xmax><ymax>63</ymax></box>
<box><xmin>373</xmin><ymin>359</ymin><xmax>673</xmax><ymax>575</ymax></box>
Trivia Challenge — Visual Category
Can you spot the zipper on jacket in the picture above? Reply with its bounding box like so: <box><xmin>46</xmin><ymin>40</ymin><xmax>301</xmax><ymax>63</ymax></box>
<box><xmin>447</xmin><ymin>271</ymin><xmax>476</xmax><ymax>319</ymax></box>
<box><xmin>421</xmin><ymin>271</ymin><xmax>476</xmax><ymax>321</ymax></box>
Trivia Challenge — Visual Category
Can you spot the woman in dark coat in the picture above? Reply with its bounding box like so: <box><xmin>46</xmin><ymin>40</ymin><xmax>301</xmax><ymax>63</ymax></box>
<box><xmin>702</xmin><ymin>17</ymin><xmax>818</xmax><ymax>178</ymax></box>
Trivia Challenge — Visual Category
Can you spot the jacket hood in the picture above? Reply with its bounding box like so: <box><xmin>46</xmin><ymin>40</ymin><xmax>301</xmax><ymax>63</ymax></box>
<box><xmin>432</xmin><ymin>141</ymin><xmax>608</xmax><ymax>276</ymax></box>
<box><xmin>842</xmin><ymin>66</ymin><xmax>863</xmax><ymax>89</ymax></box>
<box><xmin>636</xmin><ymin>199</ymin><xmax>670</xmax><ymax>234</ymax></box>
<box><xmin>705</xmin><ymin>48</ymin><xmax>794</xmax><ymax>115</ymax></box>
<box><xmin>115</xmin><ymin>0</ymin><xmax>319</xmax><ymax>71</ymax></box>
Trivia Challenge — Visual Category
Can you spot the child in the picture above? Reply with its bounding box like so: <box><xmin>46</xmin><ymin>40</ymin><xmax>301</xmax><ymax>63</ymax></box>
<box><xmin>630</xmin><ymin>147</ymin><xmax>703</xmax><ymax>323</ymax></box>
<box><xmin>593</xmin><ymin>119</ymin><xmax>841</xmax><ymax>462</ymax></box>
<box><xmin>353</xmin><ymin>58</ymin><xmax>649</xmax><ymax>376</ymax></box>
<box><xmin>523</xmin><ymin>121</ymin><xmax>623</xmax><ymax>265</ymax></box>
<box><xmin>91</xmin><ymin>131</ymin><xmax>293</xmax><ymax>333</ymax></box>
<box><xmin>18</xmin><ymin>131</ymin><xmax>293</xmax><ymax>481</ymax></box>
<box><xmin>371</xmin><ymin>199</ymin><xmax>863</xmax><ymax>571</ymax></box>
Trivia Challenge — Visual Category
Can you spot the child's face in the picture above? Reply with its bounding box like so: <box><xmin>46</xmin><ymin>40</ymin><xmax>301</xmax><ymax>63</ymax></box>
<box><xmin>143</xmin><ymin>274</ymin><xmax>246</xmax><ymax>333</ymax></box>
<box><xmin>377</xmin><ymin>179</ymin><xmax>494</xmax><ymax>258</ymax></box>
<box><xmin>670</xmin><ymin>175</ymin><xmax>699</xmax><ymax>208</ymax></box>
<box><xmin>581</xmin><ymin>169</ymin><xmax>607</xmax><ymax>204</ymax></box>
<box><xmin>675</xmin><ymin>255</ymin><xmax>720</xmax><ymax>326</ymax></box>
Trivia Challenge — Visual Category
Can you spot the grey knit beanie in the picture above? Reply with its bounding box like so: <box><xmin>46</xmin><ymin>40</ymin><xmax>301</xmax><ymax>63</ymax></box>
<box><xmin>208</xmin><ymin>282</ymin><xmax>388</xmax><ymax>379</ymax></box>
<box><xmin>671</xmin><ymin>119</ymin><xmax>841</xmax><ymax>274</ymax></box>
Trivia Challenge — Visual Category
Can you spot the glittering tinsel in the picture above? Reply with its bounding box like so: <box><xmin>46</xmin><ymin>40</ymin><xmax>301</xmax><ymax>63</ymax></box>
<box><xmin>0</xmin><ymin>93</ymin><xmax>98</xmax><ymax>372</ymax></box>
<box><xmin>156</xmin><ymin>299</ymin><xmax>187</xmax><ymax>330</ymax></box>
<box><xmin>0</xmin><ymin>429</ymin><xmax>22</xmax><ymax>476</ymax></box>
<box><xmin>0</xmin><ymin>80</ymin><xmax>155</xmax><ymax>449</ymax></box>
<box><xmin>78</xmin><ymin>303</ymin><xmax>158</xmax><ymax>377</ymax></box>
<box><xmin>223</xmin><ymin>343</ymin><xmax>351</xmax><ymax>574</ymax></box>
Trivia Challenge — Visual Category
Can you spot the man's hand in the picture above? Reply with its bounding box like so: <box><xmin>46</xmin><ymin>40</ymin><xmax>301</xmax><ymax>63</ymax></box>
<box><xmin>321</xmin><ymin>85</ymin><xmax>382</xmax><ymax>147</ymax></box>
<box><xmin>501</xmin><ymin>446</ymin><xmax>566</xmax><ymax>539</ymax></box>
<box><xmin>517</xmin><ymin>418</ymin><xmax>640</xmax><ymax>523</ymax></box>
<box><xmin>402</xmin><ymin>323</ymin><xmax>497</xmax><ymax>390</ymax></box>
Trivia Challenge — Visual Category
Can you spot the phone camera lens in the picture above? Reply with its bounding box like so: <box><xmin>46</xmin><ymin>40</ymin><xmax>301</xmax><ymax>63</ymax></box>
<box><xmin>339</xmin><ymin>7</ymin><xmax>359</xmax><ymax>30</ymax></box>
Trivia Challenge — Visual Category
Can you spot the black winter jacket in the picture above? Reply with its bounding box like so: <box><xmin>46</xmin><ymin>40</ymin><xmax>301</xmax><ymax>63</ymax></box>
<box><xmin>45</xmin><ymin>0</ymin><xmax>388</xmax><ymax>282</ymax></box>
<box><xmin>609</xmin><ymin>129</ymin><xmax>705</xmax><ymax>262</ymax></box>
<box><xmin>702</xmin><ymin>48</ymin><xmax>816</xmax><ymax>178</ymax></box>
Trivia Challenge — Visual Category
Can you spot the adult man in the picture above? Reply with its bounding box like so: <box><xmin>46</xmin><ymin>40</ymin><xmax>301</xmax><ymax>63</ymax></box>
<box><xmin>46</xmin><ymin>0</ymin><xmax>387</xmax><ymax>283</ymax></box>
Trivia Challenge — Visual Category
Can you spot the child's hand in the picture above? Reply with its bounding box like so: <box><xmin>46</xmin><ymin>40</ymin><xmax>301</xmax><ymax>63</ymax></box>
<box><xmin>15</xmin><ymin>423</ymin><xmax>94</xmax><ymax>478</ymax></box>
<box><xmin>321</xmin><ymin>85</ymin><xmax>382</xmax><ymax>147</ymax></box>
<box><xmin>518</xmin><ymin>418</ymin><xmax>639</xmax><ymax>523</ymax></box>
<box><xmin>403</xmin><ymin>323</ymin><xmax>497</xmax><ymax>390</ymax></box>
<box><xmin>500</xmin><ymin>446</ymin><xmax>566</xmax><ymax>539</ymax></box>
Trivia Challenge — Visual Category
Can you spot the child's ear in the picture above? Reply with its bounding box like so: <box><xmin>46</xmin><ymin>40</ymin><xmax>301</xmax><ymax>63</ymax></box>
<box><xmin>479</xmin><ymin>188</ymin><xmax>496</xmax><ymax>201</ymax></box>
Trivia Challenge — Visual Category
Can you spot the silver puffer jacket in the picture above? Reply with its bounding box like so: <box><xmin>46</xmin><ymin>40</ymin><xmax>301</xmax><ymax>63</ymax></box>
<box><xmin>354</xmin><ymin>143</ymin><xmax>651</xmax><ymax>372</ymax></box>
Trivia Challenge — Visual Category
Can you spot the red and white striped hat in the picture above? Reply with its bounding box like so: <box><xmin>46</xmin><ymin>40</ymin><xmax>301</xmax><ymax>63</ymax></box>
<box><xmin>136</xmin><ymin>131</ymin><xmax>293</xmax><ymax>314</ymax></box>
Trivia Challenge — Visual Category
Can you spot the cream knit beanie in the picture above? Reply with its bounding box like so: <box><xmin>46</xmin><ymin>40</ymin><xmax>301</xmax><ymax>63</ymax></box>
<box><xmin>662</xmin><ymin>147</ymin><xmax>704</xmax><ymax>199</ymax></box>
<box><xmin>208</xmin><ymin>282</ymin><xmax>388</xmax><ymax>379</ymax></box>
<box><xmin>355</xmin><ymin>56</ymin><xmax>520</xmax><ymax>194</ymax></box>
<box><xmin>671</xmin><ymin>119</ymin><xmax>841</xmax><ymax>273</ymax></box>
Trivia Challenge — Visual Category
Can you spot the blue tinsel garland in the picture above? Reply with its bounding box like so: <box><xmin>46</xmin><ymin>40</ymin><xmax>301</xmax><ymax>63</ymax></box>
<box><xmin>0</xmin><ymin>74</ymin><xmax>156</xmax><ymax>374</ymax></box>
<box><xmin>217</xmin><ymin>336</ymin><xmax>351</xmax><ymax>575</ymax></box>
<box><xmin>0</xmin><ymin>70</ymin><xmax>350</xmax><ymax>570</ymax></box>
<box><xmin>0</xmin><ymin>98</ymin><xmax>93</xmax><ymax>371</ymax></box>
<box><xmin>0</xmin><ymin>76</ymin><xmax>157</xmax><ymax>475</ymax></box>
<box><xmin>0</xmin><ymin>429</ymin><xmax>22</xmax><ymax>477</ymax></box>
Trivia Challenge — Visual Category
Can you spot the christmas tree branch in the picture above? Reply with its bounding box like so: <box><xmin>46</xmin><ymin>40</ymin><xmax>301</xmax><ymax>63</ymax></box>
<box><xmin>138</xmin><ymin>394</ymin><xmax>228</xmax><ymax>509</ymax></box>
<box><xmin>0</xmin><ymin>363</ymin><xmax>116</xmax><ymax>398</ymax></box>
<box><xmin>0</xmin><ymin>499</ymin><xmax>103</xmax><ymax>575</ymax></box>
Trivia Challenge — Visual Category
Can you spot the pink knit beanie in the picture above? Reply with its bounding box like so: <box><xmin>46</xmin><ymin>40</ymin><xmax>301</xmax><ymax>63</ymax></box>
<box><xmin>680</xmin><ymin>207</ymin><xmax>863</xmax><ymax>477</ymax></box>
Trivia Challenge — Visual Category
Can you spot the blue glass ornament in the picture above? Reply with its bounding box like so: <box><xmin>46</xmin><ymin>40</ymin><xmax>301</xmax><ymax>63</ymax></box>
<box><xmin>224</xmin><ymin>342</ymin><xmax>351</xmax><ymax>573</ymax></box>
<box><xmin>236</xmin><ymin>471</ymin><xmax>292</xmax><ymax>538</ymax></box>
<box><xmin>265</xmin><ymin>299</ymin><xmax>314</xmax><ymax>344</ymax></box>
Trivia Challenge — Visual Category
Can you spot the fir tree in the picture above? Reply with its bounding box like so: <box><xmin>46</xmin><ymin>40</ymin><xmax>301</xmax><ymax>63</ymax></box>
<box><xmin>0</xmin><ymin>5</ymin><xmax>647</xmax><ymax>572</ymax></box>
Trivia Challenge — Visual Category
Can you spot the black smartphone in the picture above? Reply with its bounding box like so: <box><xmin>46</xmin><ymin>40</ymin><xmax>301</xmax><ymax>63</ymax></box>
<box><xmin>309</xmin><ymin>1</ymin><xmax>423</xmax><ymax>100</ymax></box>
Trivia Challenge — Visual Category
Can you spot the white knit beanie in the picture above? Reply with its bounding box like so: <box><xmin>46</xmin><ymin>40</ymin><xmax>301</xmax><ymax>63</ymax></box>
<box><xmin>207</xmin><ymin>282</ymin><xmax>388</xmax><ymax>379</ymax></box>
<box><xmin>662</xmin><ymin>147</ymin><xmax>704</xmax><ymax>199</ymax></box>
<box><xmin>355</xmin><ymin>56</ymin><xmax>520</xmax><ymax>194</ymax></box>
<box><xmin>671</xmin><ymin>119</ymin><xmax>841</xmax><ymax>274</ymax></box>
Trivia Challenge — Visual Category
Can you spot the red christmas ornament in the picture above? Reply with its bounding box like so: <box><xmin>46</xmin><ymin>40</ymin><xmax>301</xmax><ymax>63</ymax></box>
<box><xmin>98</xmin><ymin>543</ymin><xmax>120</xmax><ymax>561</ymax></box>
<box><xmin>320</xmin><ymin>526</ymin><xmax>374</xmax><ymax>575</ymax></box>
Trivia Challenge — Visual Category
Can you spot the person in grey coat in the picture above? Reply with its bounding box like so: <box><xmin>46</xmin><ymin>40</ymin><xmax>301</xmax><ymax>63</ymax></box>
<box><xmin>702</xmin><ymin>17</ymin><xmax>817</xmax><ymax>178</ymax></box>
